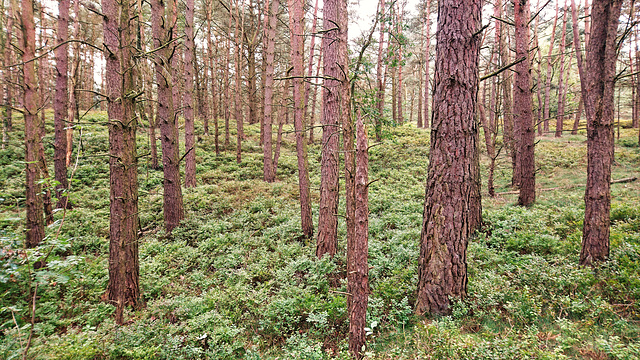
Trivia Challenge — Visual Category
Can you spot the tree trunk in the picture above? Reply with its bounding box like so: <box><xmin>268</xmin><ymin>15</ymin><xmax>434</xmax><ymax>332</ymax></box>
<box><xmin>580</xmin><ymin>0</ymin><xmax>623</xmax><ymax>266</ymax></box>
<box><xmin>496</xmin><ymin>0</ymin><xmax>516</xmax><ymax>187</ymax></box>
<box><xmin>224</xmin><ymin>14</ymin><xmax>232</xmax><ymax>147</ymax></box>
<box><xmin>22</xmin><ymin>0</ymin><xmax>45</xmax><ymax>248</ymax></box>
<box><xmin>556</xmin><ymin>6</ymin><xmax>568</xmax><ymax>138</ymax></box>
<box><xmin>375</xmin><ymin>0</ymin><xmax>386</xmax><ymax>141</ymax></box>
<box><xmin>570</xmin><ymin>0</ymin><xmax>586</xmax><ymax>136</ymax></box>
<box><xmin>2</xmin><ymin>2</ymin><xmax>13</xmax><ymax>145</ymax></box>
<box><xmin>515</xmin><ymin>0</ymin><xmax>535</xmax><ymax>206</ymax></box>
<box><xmin>289</xmin><ymin>0</ymin><xmax>313</xmax><ymax>239</ymax></box>
<box><xmin>262</xmin><ymin>0</ymin><xmax>279</xmax><ymax>183</ymax></box>
<box><xmin>234</xmin><ymin>0</ymin><xmax>245</xmax><ymax>164</ymax></box>
<box><xmin>273</xmin><ymin>81</ymin><xmax>287</xmax><ymax>175</ymax></box>
<box><xmin>54</xmin><ymin>0</ymin><xmax>70</xmax><ymax>209</ymax></box>
<box><xmin>35</xmin><ymin>8</ymin><xmax>54</xmax><ymax>224</ymax></box>
<box><xmin>349</xmin><ymin>111</ymin><xmax>369</xmax><ymax>359</ymax></box>
<box><xmin>102</xmin><ymin>0</ymin><xmax>141</xmax><ymax>325</ymax></box>
<box><xmin>152</xmin><ymin>0</ymin><xmax>184</xmax><ymax>233</ymax></box>
<box><xmin>396</xmin><ymin>5</ymin><xmax>404</xmax><ymax>125</ymax></box>
<box><xmin>304</xmin><ymin>0</ymin><xmax>319</xmax><ymax>144</ymax></box>
<box><xmin>415</xmin><ymin>0</ymin><xmax>482</xmax><ymax>315</ymax></box>
<box><xmin>543</xmin><ymin>1</ymin><xmax>559</xmax><ymax>134</ymax></box>
<box><xmin>206</xmin><ymin>0</ymin><xmax>219</xmax><ymax>154</ymax></box>
<box><xmin>317</xmin><ymin>0</ymin><xmax>342</xmax><ymax>257</ymax></box>
<box><xmin>309</xmin><ymin>49</ymin><xmax>322</xmax><ymax>144</ymax></box>
<box><xmin>423</xmin><ymin>0</ymin><xmax>431</xmax><ymax>128</ymax></box>
<box><xmin>184</xmin><ymin>0</ymin><xmax>196</xmax><ymax>187</ymax></box>
<box><xmin>66</xmin><ymin>0</ymin><xmax>82</xmax><ymax>167</ymax></box>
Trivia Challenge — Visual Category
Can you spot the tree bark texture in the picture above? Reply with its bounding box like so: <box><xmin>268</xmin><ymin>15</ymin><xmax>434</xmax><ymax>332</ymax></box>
<box><xmin>543</xmin><ymin>1</ymin><xmax>559</xmax><ymax>134</ymax></box>
<box><xmin>304</xmin><ymin>0</ymin><xmax>319</xmax><ymax>144</ymax></box>
<box><xmin>556</xmin><ymin>6</ymin><xmax>568</xmax><ymax>138</ymax></box>
<box><xmin>423</xmin><ymin>0</ymin><xmax>432</xmax><ymax>129</ymax></box>
<box><xmin>580</xmin><ymin>0</ymin><xmax>623</xmax><ymax>266</ymax></box>
<box><xmin>515</xmin><ymin>0</ymin><xmax>535</xmax><ymax>206</ymax></box>
<box><xmin>152</xmin><ymin>0</ymin><xmax>184</xmax><ymax>233</ymax></box>
<box><xmin>415</xmin><ymin>0</ymin><xmax>482</xmax><ymax>315</ymax></box>
<box><xmin>375</xmin><ymin>0</ymin><xmax>386</xmax><ymax>141</ymax></box>
<box><xmin>570</xmin><ymin>0</ymin><xmax>586</xmax><ymax>136</ymax></box>
<box><xmin>2</xmin><ymin>3</ymin><xmax>13</xmax><ymax>142</ymax></box>
<box><xmin>54</xmin><ymin>0</ymin><xmax>70</xmax><ymax>209</ymax></box>
<box><xmin>496</xmin><ymin>0</ymin><xmax>516</xmax><ymax>186</ymax></box>
<box><xmin>234</xmin><ymin>0</ymin><xmax>245</xmax><ymax>164</ymax></box>
<box><xmin>348</xmin><ymin>112</ymin><xmax>369</xmax><ymax>359</ymax></box>
<box><xmin>184</xmin><ymin>0</ymin><xmax>196</xmax><ymax>187</ymax></box>
<box><xmin>206</xmin><ymin>0</ymin><xmax>219</xmax><ymax>154</ymax></box>
<box><xmin>317</xmin><ymin>0</ymin><xmax>342</xmax><ymax>257</ymax></box>
<box><xmin>101</xmin><ymin>0</ymin><xmax>141</xmax><ymax>325</ymax></box>
<box><xmin>262</xmin><ymin>0</ymin><xmax>279</xmax><ymax>183</ymax></box>
<box><xmin>288</xmin><ymin>0</ymin><xmax>313</xmax><ymax>239</ymax></box>
<box><xmin>22</xmin><ymin>0</ymin><xmax>45</xmax><ymax>248</ymax></box>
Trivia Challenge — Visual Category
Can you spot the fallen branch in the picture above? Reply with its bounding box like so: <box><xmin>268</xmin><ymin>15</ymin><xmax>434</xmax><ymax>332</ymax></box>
<box><xmin>494</xmin><ymin>177</ymin><xmax>638</xmax><ymax>195</ymax></box>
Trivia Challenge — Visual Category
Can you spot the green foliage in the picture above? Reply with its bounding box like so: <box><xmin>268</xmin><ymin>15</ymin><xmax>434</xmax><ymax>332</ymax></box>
<box><xmin>1</xmin><ymin>113</ymin><xmax>639</xmax><ymax>358</ymax></box>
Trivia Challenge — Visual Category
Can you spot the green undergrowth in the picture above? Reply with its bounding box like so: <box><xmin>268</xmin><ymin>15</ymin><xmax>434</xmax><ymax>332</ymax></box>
<box><xmin>1</xmin><ymin>111</ymin><xmax>639</xmax><ymax>359</ymax></box>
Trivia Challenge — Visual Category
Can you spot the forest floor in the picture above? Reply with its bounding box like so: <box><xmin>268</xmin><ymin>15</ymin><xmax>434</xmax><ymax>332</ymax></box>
<box><xmin>1</xmin><ymin>111</ymin><xmax>639</xmax><ymax>359</ymax></box>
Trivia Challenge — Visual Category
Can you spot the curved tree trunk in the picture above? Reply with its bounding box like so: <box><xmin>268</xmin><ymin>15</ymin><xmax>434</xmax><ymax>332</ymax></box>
<box><xmin>415</xmin><ymin>0</ymin><xmax>482</xmax><ymax>315</ymax></box>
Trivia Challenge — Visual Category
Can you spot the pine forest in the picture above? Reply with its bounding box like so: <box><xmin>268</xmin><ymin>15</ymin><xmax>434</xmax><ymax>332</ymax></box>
<box><xmin>1</xmin><ymin>0</ymin><xmax>640</xmax><ymax>358</ymax></box>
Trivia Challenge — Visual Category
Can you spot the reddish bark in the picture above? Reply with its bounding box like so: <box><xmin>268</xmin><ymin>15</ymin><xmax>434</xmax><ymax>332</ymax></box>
<box><xmin>304</xmin><ymin>0</ymin><xmax>319</xmax><ymax>143</ymax></box>
<box><xmin>205</xmin><ymin>0</ymin><xmax>219</xmax><ymax>154</ymax></box>
<box><xmin>224</xmin><ymin>14</ymin><xmax>232</xmax><ymax>147</ymax></box>
<box><xmin>348</xmin><ymin>112</ymin><xmax>369</xmax><ymax>359</ymax></box>
<box><xmin>101</xmin><ymin>0</ymin><xmax>141</xmax><ymax>324</ymax></box>
<box><xmin>289</xmin><ymin>0</ymin><xmax>313</xmax><ymax>239</ymax></box>
<box><xmin>496</xmin><ymin>0</ymin><xmax>516</xmax><ymax>186</ymax></box>
<box><xmin>570</xmin><ymin>0</ymin><xmax>586</xmax><ymax>136</ymax></box>
<box><xmin>22</xmin><ymin>0</ymin><xmax>45</xmax><ymax>248</ymax></box>
<box><xmin>262</xmin><ymin>0</ymin><xmax>279</xmax><ymax>183</ymax></box>
<box><xmin>543</xmin><ymin>1</ymin><xmax>560</xmax><ymax>133</ymax></box>
<box><xmin>317</xmin><ymin>0</ymin><xmax>342</xmax><ymax>257</ymax></box>
<box><xmin>309</xmin><ymin>50</ymin><xmax>322</xmax><ymax>144</ymax></box>
<box><xmin>273</xmin><ymin>81</ymin><xmax>287</xmax><ymax>175</ymax></box>
<box><xmin>556</xmin><ymin>5</ymin><xmax>568</xmax><ymax>138</ymax></box>
<box><xmin>417</xmin><ymin>31</ymin><xmax>423</xmax><ymax>129</ymax></box>
<box><xmin>54</xmin><ymin>0</ymin><xmax>70</xmax><ymax>209</ymax></box>
<box><xmin>375</xmin><ymin>0</ymin><xmax>386</xmax><ymax>141</ymax></box>
<box><xmin>423</xmin><ymin>0</ymin><xmax>431</xmax><ymax>128</ymax></box>
<box><xmin>396</xmin><ymin>5</ymin><xmax>404</xmax><ymax>125</ymax></box>
<box><xmin>66</xmin><ymin>0</ymin><xmax>81</xmax><ymax>167</ymax></box>
<box><xmin>580</xmin><ymin>0</ymin><xmax>623</xmax><ymax>266</ymax></box>
<box><xmin>415</xmin><ymin>0</ymin><xmax>482</xmax><ymax>315</ymax></box>
<box><xmin>184</xmin><ymin>0</ymin><xmax>196</xmax><ymax>187</ymax></box>
<box><xmin>152</xmin><ymin>0</ymin><xmax>184</xmax><ymax>233</ymax></box>
<box><xmin>2</xmin><ymin>4</ymin><xmax>13</xmax><ymax>141</ymax></box>
<box><xmin>234</xmin><ymin>0</ymin><xmax>245</xmax><ymax>164</ymax></box>
<box><xmin>515</xmin><ymin>0</ymin><xmax>535</xmax><ymax>206</ymax></box>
